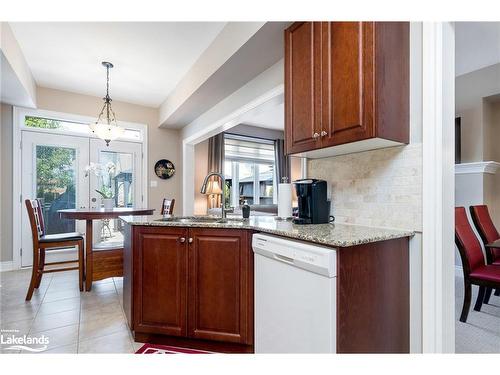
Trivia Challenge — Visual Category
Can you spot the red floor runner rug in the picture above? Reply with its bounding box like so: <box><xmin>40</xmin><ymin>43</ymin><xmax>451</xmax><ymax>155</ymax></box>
<box><xmin>135</xmin><ymin>344</ymin><xmax>213</xmax><ymax>354</ymax></box>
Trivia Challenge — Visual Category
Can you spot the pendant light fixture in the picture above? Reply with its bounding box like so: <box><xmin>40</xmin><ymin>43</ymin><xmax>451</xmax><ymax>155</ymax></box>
<box><xmin>90</xmin><ymin>61</ymin><xmax>124</xmax><ymax>146</ymax></box>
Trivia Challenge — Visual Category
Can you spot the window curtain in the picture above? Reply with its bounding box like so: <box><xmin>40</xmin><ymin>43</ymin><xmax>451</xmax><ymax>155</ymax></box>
<box><xmin>207</xmin><ymin>133</ymin><xmax>225</xmax><ymax>209</ymax></box>
<box><xmin>274</xmin><ymin>139</ymin><xmax>290</xmax><ymax>186</ymax></box>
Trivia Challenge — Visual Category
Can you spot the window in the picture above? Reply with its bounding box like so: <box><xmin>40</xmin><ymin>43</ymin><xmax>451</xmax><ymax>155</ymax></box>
<box><xmin>223</xmin><ymin>134</ymin><xmax>276</xmax><ymax>207</ymax></box>
<box><xmin>24</xmin><ymin>115</ymin><xmax>142</xmax><ymax>141</ymax></box>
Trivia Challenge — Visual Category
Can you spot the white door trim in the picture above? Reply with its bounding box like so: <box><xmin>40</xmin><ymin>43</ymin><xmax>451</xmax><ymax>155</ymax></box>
<box><xmin>12</xmin><ymin>107</ymin><xmax>148</xmax><ymax>270</ymax></box>
<box><xmin>421</xmin><ymin>22</ymin><xmax>455</xmax><ymax>353</ymax></box>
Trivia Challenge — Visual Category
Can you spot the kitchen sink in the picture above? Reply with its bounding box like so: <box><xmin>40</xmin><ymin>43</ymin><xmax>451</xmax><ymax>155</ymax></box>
<box><xmin>155</xmin><ymin>216</ymin><xmax>246</xmax><ymax>224</ymax></box>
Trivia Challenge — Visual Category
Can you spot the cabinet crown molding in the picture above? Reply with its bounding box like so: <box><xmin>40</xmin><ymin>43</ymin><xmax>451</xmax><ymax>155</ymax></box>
<box><xmin>454</xmin><ymin>161</ymin><xmax>500</xmax><ymax>175</ymax></box>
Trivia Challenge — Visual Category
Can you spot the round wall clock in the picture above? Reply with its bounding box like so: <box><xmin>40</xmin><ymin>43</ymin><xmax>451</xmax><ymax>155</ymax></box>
<box><xmin>154</xmin><ymin>159</ymin><xmax>175</xmax><ymax>179</ymax></box>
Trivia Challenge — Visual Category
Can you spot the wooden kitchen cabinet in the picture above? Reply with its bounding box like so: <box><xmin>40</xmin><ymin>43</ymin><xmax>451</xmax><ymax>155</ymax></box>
<box><xmin>125</xmin><ymin>225</ymin><xmax>253</xmax><ymax>349</ymax></box>
<box><xmin>132</xmin><ymin>227</ymin><xmax>188</xmax><ymax>336</ymax></box>
<box><xmin>285</xmin><ymin>22</ymin><xmax>409</xmax><ymax>157</ymax></box>
<box><xmin>188</xmin><ymin>228</ymin><xmax>253</xmax><ymax>345</ymax></box>
<box><xmin>284</xmin><ymin>22</ymin><xmax>323</xmax><ymax>154</ymax></box>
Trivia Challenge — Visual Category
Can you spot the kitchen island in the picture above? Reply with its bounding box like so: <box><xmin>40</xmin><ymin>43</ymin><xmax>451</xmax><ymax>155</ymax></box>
<box><xmin>121</xmin><ymin>215</ymin><xmax>413</xmax><ymax>353</ymax></box>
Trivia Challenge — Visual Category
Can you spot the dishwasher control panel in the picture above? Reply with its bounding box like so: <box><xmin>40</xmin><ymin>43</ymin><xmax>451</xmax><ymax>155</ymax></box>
<box><xmin>252</xmin><ymin>233</ymin><xmax>337</xmax><ymax>277</ymax></box>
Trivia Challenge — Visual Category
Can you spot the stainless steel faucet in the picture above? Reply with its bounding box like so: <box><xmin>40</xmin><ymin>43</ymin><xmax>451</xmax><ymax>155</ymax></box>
<box><xmin>200</xmin><ymin>172</ymin><xmax>227</xmax><ymax>219</ymax></box>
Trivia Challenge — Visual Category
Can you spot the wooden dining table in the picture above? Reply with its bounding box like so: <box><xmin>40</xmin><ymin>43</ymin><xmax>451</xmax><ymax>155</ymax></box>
<box><xmin>485</xmin><ymin>239</ymin><xmax>500</xmax><ymax>249</ymax></box>
<box><xmin>59</xmin><ymin>207</ymin><xmax>154</xmax><ymax>291</ymax></box>
<box><xmin>485</xmin><ymin>239</ymin><xmax>500</xmax><ymax>264</ymax></box>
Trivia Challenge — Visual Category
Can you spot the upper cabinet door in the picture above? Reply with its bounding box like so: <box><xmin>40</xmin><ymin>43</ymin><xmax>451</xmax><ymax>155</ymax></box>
<box><xmin>285</xmin><ymin>22</ymin><xmax>322</xmax><ymax>154</ymax></box>
<box><xmin>321</xmin><ymin>22</ymin><xmax>375</xmax><ymax>147</ymax></box>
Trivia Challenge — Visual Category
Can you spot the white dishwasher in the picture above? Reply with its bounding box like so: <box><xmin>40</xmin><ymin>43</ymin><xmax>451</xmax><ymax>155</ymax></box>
<box><xmin>252</xmin><ymin>233</ymin><xmax>337</xmax><ymax>353</ymax></box>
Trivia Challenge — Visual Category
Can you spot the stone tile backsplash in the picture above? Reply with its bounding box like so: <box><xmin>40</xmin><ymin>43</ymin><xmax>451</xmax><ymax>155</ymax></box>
<box><xmin>307</xmin><ymin>144</ymin><xmax>422</xmax><ymax>231</ymax></box>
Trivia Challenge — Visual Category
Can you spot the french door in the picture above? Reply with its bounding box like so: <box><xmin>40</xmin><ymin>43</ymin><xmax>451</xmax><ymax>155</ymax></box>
<box><xmin>20</xmin><ymin>131</ymin><xmax>143</xmax><ymax>267</ymax></box>
<box><xmin>89</xmin><ymin>139</ymin><xmax>143</xmax><ymax>248</ymax></box>
<box><xmin>21</xmin><ymin>132</ymin><xmax>89</xmax><ymax>267</ymax></box>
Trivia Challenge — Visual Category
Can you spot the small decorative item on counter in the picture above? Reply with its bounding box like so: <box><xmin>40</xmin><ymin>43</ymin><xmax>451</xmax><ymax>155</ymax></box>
<box><xmin>242</xmin><ymin>200</ymin><xmax>251</xmax><ymax>219</ymax></box>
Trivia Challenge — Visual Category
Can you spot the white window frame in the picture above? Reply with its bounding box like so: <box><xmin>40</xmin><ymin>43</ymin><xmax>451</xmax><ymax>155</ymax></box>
<box><xmin>12</xmin><ymin>107</ymin><xmax>149</xmax><ymax>270</ymax></box>
<box><xmin>223</xmin><ymin>134</ymin><xmax>277</xmax><ymax>207</ymax></box>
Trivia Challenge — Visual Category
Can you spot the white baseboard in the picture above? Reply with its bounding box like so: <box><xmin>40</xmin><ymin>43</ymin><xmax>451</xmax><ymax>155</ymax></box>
<box><xmin>455</xmin><ymin>265</ymin><xmax>464</xmax><ymax>278</ymax></box>
<box><xmin>0</xmin><ymin>261</ymin><xmax>14</xmax><ymax>272</ymax></box>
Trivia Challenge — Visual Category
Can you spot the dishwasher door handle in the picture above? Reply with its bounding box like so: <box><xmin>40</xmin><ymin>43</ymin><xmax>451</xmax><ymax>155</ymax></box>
<box><xmin>273</xmin><ymin>253</ymin><xmax>295</xmax><ymax>264</ymax></box>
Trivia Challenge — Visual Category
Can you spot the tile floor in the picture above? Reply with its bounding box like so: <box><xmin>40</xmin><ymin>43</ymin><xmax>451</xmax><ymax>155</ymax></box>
<box><xmin>3</xmin><ymin>268</ymin><xmax>500</xmax><ymax>354</ymax></box>
<box><xmin>0</xmin><ymin>269</ymin><xmax>144</xmax><ymax>354</ymax></box>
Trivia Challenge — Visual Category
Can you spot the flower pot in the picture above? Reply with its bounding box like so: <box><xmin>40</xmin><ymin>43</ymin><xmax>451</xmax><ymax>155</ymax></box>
<box><xmin>102</xmin><ymin>198</ymin><xmax>114</xmax><ymax>210</ymax></box>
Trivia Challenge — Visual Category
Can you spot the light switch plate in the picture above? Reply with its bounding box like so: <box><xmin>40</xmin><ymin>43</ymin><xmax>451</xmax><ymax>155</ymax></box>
<box><xmin>150</xmin><ymin>180</ymin><xmax>158</xmax><ymax>188</ymax></box>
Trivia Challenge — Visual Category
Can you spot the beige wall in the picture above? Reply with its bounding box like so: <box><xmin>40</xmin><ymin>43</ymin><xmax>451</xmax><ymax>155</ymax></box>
<box><xmin>194</xmin><ymin>139</ymin><xmax>209</xmax><ymax>215</ymax></box>
<box><xmin>0</xmin><ymin>104</ymin><xmax>13</xmax><ymax>262</ymax></box>
<box><xmin>455</xmin><ymin>66</ymin><xmax>500</xmax><ymax>256</ymax></box>
<box><xmin>484</xmin><ymin>98</ymin><xmax>500</xmax><ymax>162</ymax></box>
<box><xmin>36</xmin><ymin>87</ymin><xmax>182</xmax><ymax>213</ymax></box>
<box><xmin>456</xmin><ymin>63</ymin><xmax>500</xmax><ymax>163</ymax></box>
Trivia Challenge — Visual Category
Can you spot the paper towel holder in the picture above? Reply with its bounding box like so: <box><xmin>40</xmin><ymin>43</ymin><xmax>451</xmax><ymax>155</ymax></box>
<box><xmin>276</xmin><ymin>176</ymin><xmax>294</xmax><ymax>221</ymax></box>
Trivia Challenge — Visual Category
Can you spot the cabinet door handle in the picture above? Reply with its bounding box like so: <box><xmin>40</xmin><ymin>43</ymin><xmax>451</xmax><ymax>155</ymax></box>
<box><xmin>320</xmin><ymin>130</ymin><xmax>327</xmax><ymax>137</ymax></box>
<box><xmin>179</xmin><ymin>237</ymin><xmax>186</xmax><ymax>243</ymax></box>
<box><xmin>312</xmin><ymin>132</ymin><xmax>320</xmax><ymax>139</ymax></box>
<box><xmin>188</xmin><ymin>238</ymin><xmax>193</xmax><ymax>243</ymax></box>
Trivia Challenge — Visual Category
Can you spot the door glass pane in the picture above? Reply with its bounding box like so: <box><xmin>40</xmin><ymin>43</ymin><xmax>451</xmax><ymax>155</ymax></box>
<box><xmin>36</xmin><ymin>145</ymin><xmax>76</xmax><ymax>234</ymax></box>
<box><xmin>96</xmin><ymin>151</ymin><xmax>134</xmax><ymax>245</ymax></box>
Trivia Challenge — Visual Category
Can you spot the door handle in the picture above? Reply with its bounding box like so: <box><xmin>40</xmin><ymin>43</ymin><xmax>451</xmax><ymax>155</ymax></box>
<box><xmin>179</xmin><ymin>237</ymin><xmax>186</xmax><ymax>243</ymax></box>
<box><xmin>312</xmin><ymin>132</ymin><xmax>320</xmax><ymax>139</ymax></box>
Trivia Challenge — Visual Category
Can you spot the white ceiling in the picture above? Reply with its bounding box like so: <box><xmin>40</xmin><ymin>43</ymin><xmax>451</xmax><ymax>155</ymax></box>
<box><xmin>9</xmin><ymin>22</ymin><xmax>226</xmax><ymax>107</ymax></box>
<box><xmin>455</xmin><ymin>22</ymin><xmax>500</xmax><ymax>76</ymax></box>
<box><xmin>241</xmin><ymin>102</ymin><xmax>284</xmax><ymax>130</ymax></box>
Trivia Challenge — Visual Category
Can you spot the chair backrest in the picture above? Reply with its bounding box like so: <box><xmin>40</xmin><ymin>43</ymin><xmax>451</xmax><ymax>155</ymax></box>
<box><xmin>470</xmin><ymin>205</ymin><xmax>500</xmax><ymax>259</ymax></box>
<box><xmin>455</xmin><ymin>207</ymin><xmax>485</xmax><ymax>275</ymax></box>
<box><xmin>25</xmin><ymin>199</ymin><xmax>45</xmax><ymax>246</ymax></box>
<box><xmin>161</xmin><ymin>198</ymin><xmax>175</xmax><ymax>215</ymax></box>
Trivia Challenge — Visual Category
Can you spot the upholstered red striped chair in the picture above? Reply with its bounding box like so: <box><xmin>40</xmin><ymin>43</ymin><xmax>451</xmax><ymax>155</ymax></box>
<box><xmin>470</xmin><ymin>205</ymin><xmax>500</xmax><ymax>302</ymax></box>
<box><xmin>455</xmin><ymin>207</ymin><xmax>500</xmax><ymax>322</ymax></box>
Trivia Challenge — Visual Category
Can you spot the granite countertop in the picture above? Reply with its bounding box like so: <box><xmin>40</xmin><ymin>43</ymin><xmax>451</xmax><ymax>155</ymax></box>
<box><xmin>119</xmin><ymin>215</ymin><xmax>414</xmax><ymax>248</ymax></box>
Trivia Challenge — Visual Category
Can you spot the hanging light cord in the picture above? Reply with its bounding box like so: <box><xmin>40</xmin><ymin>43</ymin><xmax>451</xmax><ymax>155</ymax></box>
<box><xmin>96</xmin><ymin>64</ymin><xmax>118</xmax><ymax>126</ymax></box>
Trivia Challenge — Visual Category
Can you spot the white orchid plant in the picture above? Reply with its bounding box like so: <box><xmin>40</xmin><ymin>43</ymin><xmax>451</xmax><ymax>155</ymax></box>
<box><xmin>84</xmin><ymin>162</ymin><xmax>117</xmax><ymax>199</ymax></box>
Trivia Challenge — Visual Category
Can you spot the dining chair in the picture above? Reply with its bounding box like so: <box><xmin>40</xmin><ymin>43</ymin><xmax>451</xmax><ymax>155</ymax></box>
<box><xmin>161</xmin><ymin>198</ymin><xmax>175</xmax><ymax>215</ymax></box>
<box><xmin>25</xmin><ymin>199</ymin><xmax>84</xmax><ymax>300</ymax></box>
<box><xmin>469</xmin><ymin>205</ymin><xmax>500</xmax><ymax>302</ymax></box>
<box><xmin>455</xmin><ymin>207</ymin><xmax>500</xmax><ymax>322</ymax></box>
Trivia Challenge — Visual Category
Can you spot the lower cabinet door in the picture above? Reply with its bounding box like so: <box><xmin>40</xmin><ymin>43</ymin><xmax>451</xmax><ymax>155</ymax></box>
<box><xmin>187</xmin><ymin>228</ymin><xmax>253</xmax><ymax>344</ymax></box>
<box><xmin>134</xmin><ymin>227</ymin><xmax>188</xmax><ymax>336</ymax></box>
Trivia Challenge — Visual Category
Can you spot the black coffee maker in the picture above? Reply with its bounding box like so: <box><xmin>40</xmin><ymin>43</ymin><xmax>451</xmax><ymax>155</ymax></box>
<box><xmin>293</xmin><ymin>179</ymin><xmax>330</xmax><ymax>224</ymax></box>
